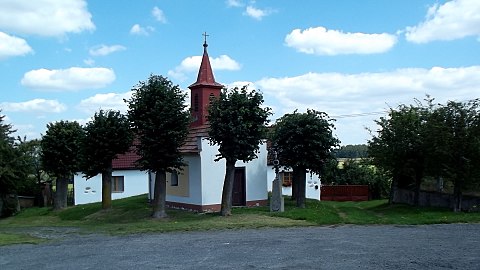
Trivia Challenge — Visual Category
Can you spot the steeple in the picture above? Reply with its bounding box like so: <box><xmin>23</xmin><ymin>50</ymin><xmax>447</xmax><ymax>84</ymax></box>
<box><xmin>189</xmin><ymin>33</ymin><xmax>223</xmax><ymax>127</ymax></box>
<box><xmin>189</xmin><ymin>33</ymin><xmax>223</xmax><ymax>89</ymax></box>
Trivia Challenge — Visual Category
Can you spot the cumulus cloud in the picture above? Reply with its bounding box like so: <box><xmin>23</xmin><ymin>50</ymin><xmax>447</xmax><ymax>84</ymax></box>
<box><xmin>152</xmin><ymin>7</ymin><xmax>167</xmax><ymax>23</ymax></box>
<box><xmin>405</xmin><ymin>0</ymin><xmax>480</xmax><ymax>43</ymax></box>
<box><xmin>0</xmin><ymin>0</ymin><xmax>94</xmax><ymax>37</ymax></box>
<box><xmin>285</xmin><ymin>27</ymin><xmax>397</xmax><ymax>55</ymax></box>
<box><xmin>168</xmin><ymin>55</ymin><xmax>241</xmax><ymax>81</ymax></box>
<box><xmin>0</xmin><ymin>32</ymin><xmax>33</xmax><ymax>59</ymax></box>
<box><xmin>226</xmin><ymin>0</ymin><xmax>244</xmax><ymax>8</ymax></box>
<box><xmin>130</xmin><ymin>24</ymin><xmax>154</xmax><ymax>36</ymax></box>
<box><xmin>21</xmin><ymin>67</ymin><xmax>115</xmax><ymax>91</ymax></box>
<box><xmin>256</xmin><ymin>66</ymin><xmax>480</xmax><ymax>144</ymax></box>
<box><xmin>1</xmin><ymin>99</ymin><xmax>66</xmax><ymax>113</ymax></box>
<box><xmin>89</xmin><ymin>44</ymin><xmax>126</xmax><ymax>56</ymax></box>
<box><xmin>78</xmin><ymin>92</ymin><xmax>132</xmax><ymax>115</ymax></box>
<box><xmin>243</xmin><ymin>6</ymin><xmax>274</xmax><ymax>20</ymax></box>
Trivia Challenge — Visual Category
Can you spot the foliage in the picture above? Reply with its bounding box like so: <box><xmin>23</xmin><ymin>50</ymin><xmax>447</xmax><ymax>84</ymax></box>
<box><xmin>127</xmin><ymin>75</ymin><xmax>190</xmax><ymax>173</ymax></box>
<box><xmin>208</xmin><ymin>86</ymin><xmax>271</xmax><ymax>163</ymax></box>
<box><xmin>207</xmin><ymin>86</ymin><xmax>271</xmax><ymax>216</ymax></box>
<box><xmin>41</xmin><ymin>121</ymin><xmax>84</xmax><ymax>210</ymax></box>
<box><xmin>323</xmin><ymin>159</ymin><xmax>390</xmax><ymax>199</ymax></box>
<box><xmin>81</xmin><ymin>110</ymin><xmax>133</xmax><ymax>178</ymax></box>
<box><xmin>127</xmin><ymin>75</ymin><xmax>190</xmax><ymax>218</ymax></box>
<box><xmin>41</xmin><ymin>121</ymin><xmax>84</xmax><ymax>179</ymax></box>
<box><xmin>368</xmin><ymin>101</ymin><xmax>430</xmax><ymax>204</ymax></box>
<box><xmin>0</xmin><ymin>112</ymin><xmax>23</xmax><ymax>195</ymax></box>
<box><xmin>334</xmin><ymin>144</ymin><xmax>368</xmax><ymax>158</ymax></box>
<box><xmin>271</xmin><ymin>109</ymin><xmax>339</xmax><ymax>207</ymax></box>
<box><xmin>16</xmin><ymin>139</ymin><xmax>44</xmax><ymax>196</ymax></box>
<box><xmin>425</xmin><ymin>99</ymin><xmax>480</xmax><ymax>211</ymax></box>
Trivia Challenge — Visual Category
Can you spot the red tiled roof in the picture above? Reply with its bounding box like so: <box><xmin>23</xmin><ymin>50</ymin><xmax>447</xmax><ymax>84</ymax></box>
<box><xmin>179</xmin><ymin>124</ymin><xmax>210</xmax><ymax>154</ymax></box>
<box><xmin>111</xmin><ymin>126</ymin><xmax>210</xmax><ymax>169</ymax></box>
<box><xmin>112</xmin><ymin>149</ymin><xmax>140</xmax><ymax>170</ymax></box>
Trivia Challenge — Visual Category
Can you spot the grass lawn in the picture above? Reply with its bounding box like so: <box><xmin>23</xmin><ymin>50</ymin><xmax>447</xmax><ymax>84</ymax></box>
<box><xmin>1</xmin><ymin>194</ymin><xmax>479</xmax><ymax>245</ymax></box>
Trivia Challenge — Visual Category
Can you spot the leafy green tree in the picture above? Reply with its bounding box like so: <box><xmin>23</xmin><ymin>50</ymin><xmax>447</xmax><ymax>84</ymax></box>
<box><xmin>208</xmin><ymin>86</ymin><xmax>271</xmax><ymax>216</ymax></box>
<box><xmin>0</xmin><ymin>111</ymin><xmax>28</xmax><ymax>216</ymax></box>
<box><xmin>127</xmin><ymin>75</ymin><xmax>190</xmax><ymax>218</ymax></box>
<box><xmin>271</xmin><ymin>109</ymin><xmax>339</xmax><ymax>208</ymax></box>
<box><xmin>368</xmin><ymin>103</ymin><xmax>429</xmax><ymax>205</ymax></box>
<box><xmin>16</xmin><ymin>138</ymin><xmax>43</xmax><ymax>197</ymax></box>
<box><xmin>335</xmin><ymin>144</ymin><xmax>368</xmax><ymax>158</ymax></box>
<box><xmin>41</xmin><ymin>121</ymin><xmax>84</xmax><ymax>210</ymax></box>
<box><xmin>425</xmin><ymin>100</ymin><xmax>480</xmax><ymax>211</ymax></box>
<box><xmin>81</xmin><ymin>110</ymin><xmax>133</xmax><ymax>210</ymax></box>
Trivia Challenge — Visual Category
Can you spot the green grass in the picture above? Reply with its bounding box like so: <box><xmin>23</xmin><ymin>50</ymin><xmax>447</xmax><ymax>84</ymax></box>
<box><xmin>0</xmin><ymin>233</ymin><xmax>46</xmax><ymax>246</ymax></box>
<box><xmin>1</xmin><ymin>194</ymin><xmax>480</xmax><ymax>246</ymax></box>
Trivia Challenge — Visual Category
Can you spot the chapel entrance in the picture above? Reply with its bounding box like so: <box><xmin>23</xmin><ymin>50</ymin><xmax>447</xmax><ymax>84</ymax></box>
<box><xmin>232</xmin><ymin>167</ymin><xmax>246</xmax><ymax>206</ymax></box>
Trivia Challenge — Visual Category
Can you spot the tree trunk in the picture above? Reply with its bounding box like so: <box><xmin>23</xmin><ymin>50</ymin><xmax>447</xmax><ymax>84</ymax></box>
<box><xmin>101</xmin><ymin>164</ymin><xmax>113</xmax><ymax>210</ymax></box>
<box><xmin>54</xmin><ymin>177</ymin><xmax>68</xmax><ymax>210</ymax></box>
<box><xmin>294</xmin><ymin>167</ymin><xmax>306</xmax><ymax>208</ymax></box>
<box><xmin>152</xmin><ymin>170</ymin><xmax>168</xmax><ymax>218</ymax></box>
<box><xmin>221</xmin><ymin>159</ymin><xmax>236</xmax><ymax>216</ymax></box>
<box><xmin>453</xmin><ymin>181</ymin><xmax>463</xmax><ymax>212</ymax></box>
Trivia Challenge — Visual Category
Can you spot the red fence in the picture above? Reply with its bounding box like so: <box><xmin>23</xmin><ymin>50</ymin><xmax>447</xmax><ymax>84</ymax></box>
<box><xmin>320</xmin><ymin>185</ymin><xmax>369</xmax><ymax>201</ymax></box>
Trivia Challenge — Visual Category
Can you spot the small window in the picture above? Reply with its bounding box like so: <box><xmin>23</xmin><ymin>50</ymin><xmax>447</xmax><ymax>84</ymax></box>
<box><xmin>281</xmin><ymin>172</ymin><xmax>292</xmax><ymax>187</ymax></box>
<box><xmin>194</xmin><ymin>94</ymin><xmax>199</xmax><ymax>112</ymax></box>
<box><xmin>171</xmin><ymin>171</ymin><xmax>179</xmax><ymax>186</ymax></box>
<box><xmin>112</xmin><ymin>176</ymin><xmax>124</xmax><ymax>193</ymax></box>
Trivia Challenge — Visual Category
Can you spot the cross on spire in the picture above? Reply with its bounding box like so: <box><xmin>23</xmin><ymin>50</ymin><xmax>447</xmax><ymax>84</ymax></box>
<box><xmin>203</xmin><ymin>32</ymin><xmax>209</xmax><ymax>47</ymax></box>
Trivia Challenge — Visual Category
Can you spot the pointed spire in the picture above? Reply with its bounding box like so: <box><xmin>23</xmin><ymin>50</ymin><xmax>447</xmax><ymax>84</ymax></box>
<box><xmin>189</xmin><ymin>32</ymin><xmax>223</xmax><ymax>89</ymax></box>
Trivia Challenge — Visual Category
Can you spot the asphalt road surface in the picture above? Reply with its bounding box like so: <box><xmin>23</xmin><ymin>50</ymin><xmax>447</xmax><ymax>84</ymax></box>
<box><xmin>1</xmin><ymin>224</ymin><xmax>479</xmax><ymax>269</ymax></box>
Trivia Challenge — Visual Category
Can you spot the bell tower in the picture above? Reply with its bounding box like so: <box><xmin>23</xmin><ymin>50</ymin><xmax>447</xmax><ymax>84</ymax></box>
<box><xmin>188</xmin><ymin>33</ymin><xmax>223</xmax><ymax>127</ymax></box>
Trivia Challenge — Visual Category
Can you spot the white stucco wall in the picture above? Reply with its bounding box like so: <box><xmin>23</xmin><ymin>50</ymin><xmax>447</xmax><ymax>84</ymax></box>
<box><xmin>74</xmin><ymin>170</ymin><xmax>149</xmax><ymax>205</ymax></box>
<box><xmin>266</xmin><ymin>166</ymin><xmax>321</xmax><ymax>200</ymax></box>
<box><xmin>200</xmin><ymin>139</ymin><xmax>268</xmax><ymax>205</ymax></box>
<box><xmin>165</xmin><ymin>155</ymin><xmax>203</xmax><ymax>205</ymax></box>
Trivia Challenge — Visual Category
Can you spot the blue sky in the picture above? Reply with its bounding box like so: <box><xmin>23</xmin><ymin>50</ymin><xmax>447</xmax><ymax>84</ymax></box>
<box><xmin>1</xmin><ymin>0</ymin><xmax>479</xmax><ymax>145</ymax></box>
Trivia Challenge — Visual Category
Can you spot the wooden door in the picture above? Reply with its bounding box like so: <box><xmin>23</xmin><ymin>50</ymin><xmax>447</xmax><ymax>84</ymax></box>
<box><xmin>232</xmin><ymin>167</ymin><xmax>246</xmax><ymax>206</ymax></box>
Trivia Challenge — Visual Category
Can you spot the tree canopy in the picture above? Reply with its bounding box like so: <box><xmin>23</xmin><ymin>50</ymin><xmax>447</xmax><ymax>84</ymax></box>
<box><xmin>41</xmin><ymin>121</ymin><xmax>84</xmax><ymax>210</ymax></box>
<box><xmin>208</xmin><ymin>86</ymin><xmax>271</xmax><ymax>216</ymax></box>
<box><xmin>127</xmin><ymin>74</ymin><xmax>190</xmax><ymax>218</ymax></box>
<box><xmin>81</xmin><ymin>110</ymin><xmax>133</xmax><ymax>210</ymax></box>
<box><xmin>270</xmin><ymin>109</ymin><xmax>339</xmax><ymax>208</ymax></box>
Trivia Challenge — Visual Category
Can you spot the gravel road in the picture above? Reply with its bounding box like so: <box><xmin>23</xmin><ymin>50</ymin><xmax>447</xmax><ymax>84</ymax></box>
<box><xmin>1</xmin><ymin>224</ymin><xmax>479</xmax><ymax>269</ymax></box>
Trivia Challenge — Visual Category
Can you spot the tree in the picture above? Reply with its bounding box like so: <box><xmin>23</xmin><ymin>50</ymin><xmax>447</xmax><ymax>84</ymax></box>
<box><xmin>208</xmin><ymin>86</ymin><xmax>271</xmax><ymax>216</ymax></box>
<box><xmin>16</xmin><ymin>138</ymin><xmax>43</xmax><ymax>197</ymax></box>
<box><xmin>270</xmin><ymin>109</ymin><xmax>339</xmax><ymax>208</ymax></box>
<box><xmin>368</xmin><ymin>103</ymin><xmax>429</xmax><ymax>205</ymax></box>
<box><xmin>334</xmin><ymin>144</ymin><xmax>368</xmax><ymax>158</ymax></box>
<box><xmin>41</xmin><ymin>121</ymin><xmax>84</xmax><ymax>210</ymax></box>
<box><xmin>127</xmin><ymin>75</ymin><xmax>190</xmax><ymax>218</ymax></box>
<box><xmin>0</xmin><ymin>111</ymin><xmax>28</xmax><ymax>217</ymax></box>
<box><xmin>425</xmin><ymin>100</ymin><xmax>480</xmax><ymax>211</ymax></box>
<box><xmin>81</xmin><ymin>110</ymin><xmax>133</xmax><ymax>210</ymax></box>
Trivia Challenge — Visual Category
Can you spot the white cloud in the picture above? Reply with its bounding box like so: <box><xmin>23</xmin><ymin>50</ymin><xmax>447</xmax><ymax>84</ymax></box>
<box><xmin>168</xmin><ymin>55</ymin><xmax>241</xmax><ymax>81</ymax></box>
<box><xmin>0</xmin><ymin>32</ymin><xmax>33</xmax><ymax>59</ymax></box>
<box><xmin>405</xmin><ymin>0</ymin><xmax>480</xmax><ymax>43</ymax></box>
<box><xmin>78</xmin><ymin>92</ymin><xmax>132</xmax><ymax>115</ymax></box>
<box><xmin>152</xmin><ymin>7</ymin><xmax>167</xmax><ymax>23</ymax></box>
<box><xmin>226</xmin><ymin>0</ymin><xmax>243</xmax><ymax>7</ymax></box>
<box><xmin>0</xmin><ymin>0</ymin><xmax>94</xmax><ymax>37</ymax></box>
<box><xmin>285</xmin><ymin>27</ymin><xmax>397</xmax><ymax>55</ymax></box>
<box><xmin>130</xmin><ymin>24</ymin><xmax>154</xmax><ymax>36</ymax></box>
<box><xmin>21</xmin><ymin>67</ymin><xmax>115</xmax><ymax>91</ymax></box>
<box><xmin>89</xmin><ymin>44</ymin><xmax>126</xmax><ymax>56</ymax></box>
<box><xmin>1</xmin><ymin>99</ymin><xmax>66</xmax><ymax>113</ymax></box>
<box><xmin>83</xmin><ymin>58</ymin><xmax>95</xmax><ymax>66</ymax></box>
<box><xmin>256</xmin><ymin>66</ymin><xmax>480</xmax><ymax>144</ymax></box>
<box><xmin>243</xmin><ymin>6</ymin><xmax>274</xmax><ymax>20</ymax></box>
